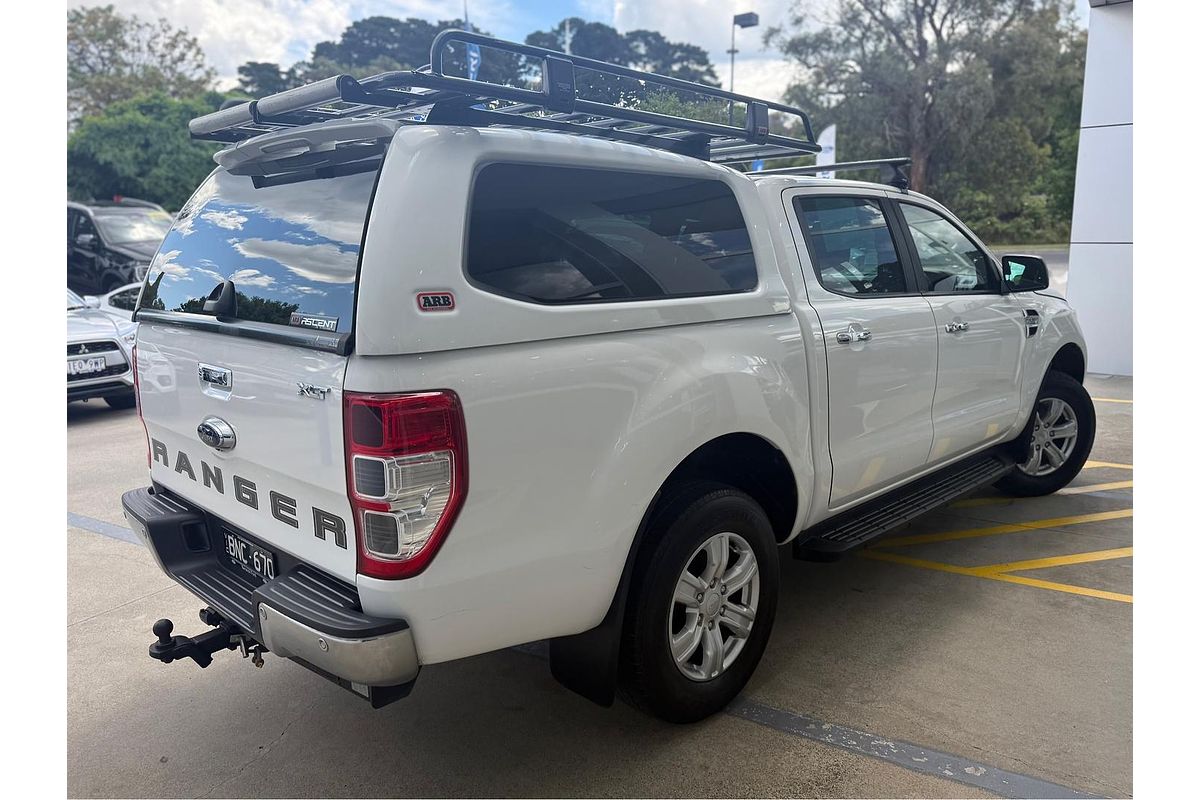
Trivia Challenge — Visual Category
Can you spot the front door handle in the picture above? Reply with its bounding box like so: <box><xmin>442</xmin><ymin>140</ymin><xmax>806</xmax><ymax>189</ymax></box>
<box><xmin>835</xmin><ymin>326</ymin><xmax>872</xmax><ymax>344</ymax></box>
<box><xmin>945</xmin><ymin>320</ymin><xmax>970</xmax><ymax>334</ymax></box>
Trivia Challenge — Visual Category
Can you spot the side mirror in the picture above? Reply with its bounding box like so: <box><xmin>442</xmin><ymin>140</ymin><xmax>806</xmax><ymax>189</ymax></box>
<box><xmin>74</xmin><ymin>233</ymin><xmax>96</xmax><ymax>248</ymax></box>
<box><xmin>1001</xmin><ymin>254</ymin><xmax>1049</xmax><ymax>292</ymax></box>
<box><xmin>82</xmin><ymin>295</ymin><xmax>102</xmax><ymax>309</ymax></box>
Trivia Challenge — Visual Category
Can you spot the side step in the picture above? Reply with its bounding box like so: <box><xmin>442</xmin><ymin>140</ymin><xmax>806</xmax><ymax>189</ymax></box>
<box><xmin>794</xmin><ymin>451</ymin><xmax>1014</xmax><ymax>558</ymax></box>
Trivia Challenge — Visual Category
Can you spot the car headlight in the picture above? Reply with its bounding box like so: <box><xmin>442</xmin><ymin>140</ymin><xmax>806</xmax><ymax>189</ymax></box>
<box><xmin>135</xmin><ymin>263</ymin><xmax>150</xmax><ymax>280</ymax></box>
<box><xmin>118</xmin><ymin>325</ymin><xmax>138</xmax><ymax>351</ymax></box>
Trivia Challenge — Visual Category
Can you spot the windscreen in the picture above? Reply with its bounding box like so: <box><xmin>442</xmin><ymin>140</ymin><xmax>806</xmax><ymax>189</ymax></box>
<box><xmin>137</xmin><ymin>165</ymin><xmax>379</xmax><ymax>334</ymax></box>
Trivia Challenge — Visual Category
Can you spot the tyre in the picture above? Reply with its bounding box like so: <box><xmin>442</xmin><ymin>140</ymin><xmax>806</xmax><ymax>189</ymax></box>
<box><xmin>105</xmin><ymin>392</ymin><xmax>137</xmax><ymax>410</ymax></box>
<box><xmin>618</xmin><ymin>482</ymin><xmax>779</xmax><ymax>723</ymax></box>
<box><xmin>995</xmin><ymin>370</ymin><xmax>1095</xmax><ymax>497</ymax></box>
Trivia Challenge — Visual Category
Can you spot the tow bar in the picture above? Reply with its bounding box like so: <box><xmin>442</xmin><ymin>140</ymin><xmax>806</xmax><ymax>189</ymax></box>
<box><xmin>148</xmin><ymin>607</ymin><xmax>264</xmax><ymax>669</ymax></box>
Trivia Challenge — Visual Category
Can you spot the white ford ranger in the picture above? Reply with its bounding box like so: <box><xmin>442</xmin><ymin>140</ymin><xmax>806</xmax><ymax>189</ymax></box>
<box><xmin>122</xmin><ymin>32</ymin><xmax>1093</xmax><ymax>723</ymax></box>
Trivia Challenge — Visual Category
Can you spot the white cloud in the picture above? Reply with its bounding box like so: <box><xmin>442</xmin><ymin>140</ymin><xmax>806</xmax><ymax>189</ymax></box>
<box><xmin>227</xmin><ymin>267</ymin><xmax>277</xmax><ymax>287</ymax></box>
<box><xmin>200</xmin><ymin>209</ymin><xmax>247</xmax><ymax>230</ymax></box>
<box><xmin>232</xmin><ymin>239</ymin><xmax>358</xmax><ymax>284</ymax></box>
<box><xmin>606</xmin><ymin>0</ymin><xmax>799</xmax><ymax>103</ymax></box>
<box><xmin>70</xmin><ymin>1</ymin><xmax>515</xmax><ymax>88</ymax></box>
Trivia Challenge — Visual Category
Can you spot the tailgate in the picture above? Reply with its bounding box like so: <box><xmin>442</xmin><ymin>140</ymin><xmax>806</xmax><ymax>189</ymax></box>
<box><xmin>133</xmin><ymin>159</ymin><xmax>381</xmax><ymax>582</ymax></box>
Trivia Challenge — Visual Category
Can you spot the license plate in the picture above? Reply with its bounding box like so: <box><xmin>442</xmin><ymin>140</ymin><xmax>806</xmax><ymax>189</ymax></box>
<box><xmin>223</xmin><ymin>530</ymin><xmax>276</xmax><ymax>581</ymax></box>
<box><xmin>67</xmin><ymin>357</ymin><xmax>106</xmax><ymax>375</ymax></box>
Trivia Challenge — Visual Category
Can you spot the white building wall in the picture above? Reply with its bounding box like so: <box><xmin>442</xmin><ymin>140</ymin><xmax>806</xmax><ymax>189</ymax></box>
<box><xmin>1067</xmin><ymin>0</ymin><xmax>1133</xmax><ymax>375</ymax></box>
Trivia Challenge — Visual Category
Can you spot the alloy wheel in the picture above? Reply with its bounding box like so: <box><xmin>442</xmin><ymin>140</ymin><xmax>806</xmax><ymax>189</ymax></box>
<box><xmin>668</xmin><ymin>531</ymin><xmax>760</xmax><ymax>682</ymax></box>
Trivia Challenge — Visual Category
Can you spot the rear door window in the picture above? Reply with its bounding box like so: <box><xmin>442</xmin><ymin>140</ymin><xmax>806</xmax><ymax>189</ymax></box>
<box><xmin>138</xmin><ymin>165</ymin><xmax>379</xmax><ymax>333</ymax></box>
<box><xmin>467</xmin><ymin>164</ymin><xmax>757</xmax><ymax>303</ymax></box>
<box><xmin>794</xmin><ymin>196</ymin><xmax>910</xmax><ymax>296</ymax></box>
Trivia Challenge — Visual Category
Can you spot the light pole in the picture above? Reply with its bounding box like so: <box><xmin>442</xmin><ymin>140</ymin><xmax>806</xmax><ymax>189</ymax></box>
<box><xmin>728</xmin><ymin>11</ymin><xmax>760</xmax><ymax>125</ymax></box>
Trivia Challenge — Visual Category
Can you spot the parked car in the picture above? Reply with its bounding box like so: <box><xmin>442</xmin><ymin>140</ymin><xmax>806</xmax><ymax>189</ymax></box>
<box><xmin>88</xmin><ymin>281</ymin><xmax>143</xmax><ymax>322</ymax></box>
<box><xmin>121</xmin><ymin>33</ymin><xmax>1093</xmax><ymax>723</ymax></box>
<box><xmin>67</xmin><ymin>289</ymin><xmax>137</xmax><ymax>408</ymax></box>
<box><xmin>67</xmin><ymin>199</ymin><xmax>172</xmax><ymax>295</ymax></box>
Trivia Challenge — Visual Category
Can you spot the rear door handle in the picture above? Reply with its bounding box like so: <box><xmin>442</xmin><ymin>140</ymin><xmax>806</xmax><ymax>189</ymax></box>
<box><xmin>835</xmin><ymin>326</ymin><xmax>872</xmax><ymax>343</ymax></box>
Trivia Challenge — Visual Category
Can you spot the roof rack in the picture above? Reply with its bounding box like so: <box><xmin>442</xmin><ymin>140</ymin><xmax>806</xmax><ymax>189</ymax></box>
<box><xmin>189</xmin><ymin>30</ymin><xmax>822</xmax><ymax>164</ymax></box>
<box><xmin>752</xmin><ymin>158</ymin><xmax>913</xmax><ymax>191</ymax></box>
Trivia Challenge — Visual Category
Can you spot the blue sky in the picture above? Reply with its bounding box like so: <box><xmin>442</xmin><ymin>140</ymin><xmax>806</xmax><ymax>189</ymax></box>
<box><xmin>73</xmin><ymin>1</ymin><xmax>1094</xmax><ymax>103</ymax></box>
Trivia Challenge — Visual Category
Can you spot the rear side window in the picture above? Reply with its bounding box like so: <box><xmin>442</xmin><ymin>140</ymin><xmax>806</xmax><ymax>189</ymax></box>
<box><xmin>467</xmin><ymin>164</ymin><xmax>757</xmax><ymax>303</ymax></box>
<box><xmin>138</xmin><ymin>166</ymin><xmax>378</xmax><ymax>333</ymax></box>
<box><xmin>794</xmin><ymin>196</ymin><xmax>909</xmax><ymax>296</ymax></box>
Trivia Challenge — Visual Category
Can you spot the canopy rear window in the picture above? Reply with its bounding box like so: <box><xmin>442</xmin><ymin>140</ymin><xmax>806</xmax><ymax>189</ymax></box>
<box><xmin>137</xmin><ymin>165</ymin><xmax>379</xmax><ymax>336</ymax></box>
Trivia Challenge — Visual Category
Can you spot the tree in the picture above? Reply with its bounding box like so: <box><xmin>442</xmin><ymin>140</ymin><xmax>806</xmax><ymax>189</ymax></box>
<box><xmin>237</xmin><ymin>62</ymin><xmax>300</xmax><ymax>97</ymax></box>
<box><xmin>526</xmin><ymin>19</ymin><xmax>721</xmax><ymax>104</ymax></box>
<box><xmin>771</xmin><ymin>0</ymin><xmax>1084</xmax><ymax>241</ymax></box>
<box><xmin>769</xmin><ymin>0</ymin><xmax>1041</xmax><ymax>192</ymax></box>
<box><xmin>68</xmin><ymin>5</ymin><xmax>215</xmax><ymax>127</ymax></box>
<box><xmin>67</xmin><ymin>92</ymin><xmax>224</xmax><ymax>210</ymax></box>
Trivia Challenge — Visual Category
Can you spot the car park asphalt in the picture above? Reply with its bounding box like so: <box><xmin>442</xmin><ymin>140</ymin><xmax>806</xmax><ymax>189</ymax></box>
<box><xmin>67</xmin><ymin>373</ymin><xmax>1131</xmax><ymax>798</ymax></box>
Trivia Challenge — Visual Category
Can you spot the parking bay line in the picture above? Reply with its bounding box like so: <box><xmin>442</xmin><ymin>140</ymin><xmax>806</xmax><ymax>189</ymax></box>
<box><xmin>1083</xmin><ymin>460</ymin><xmax>1133</xmax><ymax>470</ymax></box>
<box><xmin>951</xmin><ymin>480</ymin><xmax>1133</xmax><ymax>509</ymax></box>
<box><xmin>1092</xmin><ymin>397</ymin><xmax>1133</xmax><ymax>404</ymax></box>
<box><xmin>873</xmin><ymin>508</ymin><xmax>1133</xmax><ymax>549</ymax></box>
<box><xmin>860</xmin><ymin>549</ymin><xmax>1133</xmax><ymax>603</ymax></box>
<box><xmin>68</xmin><ymin>511</ymin><xmax>142</xmax><ymax>546</ymax></box>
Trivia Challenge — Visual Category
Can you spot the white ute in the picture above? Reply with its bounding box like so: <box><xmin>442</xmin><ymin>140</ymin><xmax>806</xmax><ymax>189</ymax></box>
<box><xmin>122</xmin><ymin>32</ymin><xmax>1093</xmax><ymax>722</ymax></box>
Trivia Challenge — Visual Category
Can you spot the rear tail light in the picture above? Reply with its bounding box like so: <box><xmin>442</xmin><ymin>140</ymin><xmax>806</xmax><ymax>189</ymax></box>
<box><xmin>344</xmin><ymin>391</ymin><xmax>467</xmax><ymax>579</ymax></box>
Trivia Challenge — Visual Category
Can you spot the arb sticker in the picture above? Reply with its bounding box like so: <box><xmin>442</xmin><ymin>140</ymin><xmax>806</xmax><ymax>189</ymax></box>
<box><xmin>416</xmin><ymin>292</ymin><xmax>456</xmax><ymax>312</ymax></box>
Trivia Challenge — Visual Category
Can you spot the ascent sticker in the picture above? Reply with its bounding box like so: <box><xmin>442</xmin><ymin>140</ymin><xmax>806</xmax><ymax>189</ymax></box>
<box><xmin>416</xmin><ymin>292</ymin><xmax>456</xmax><ymax>312</ymax></box>
<box><xmin>288</xmin><ymin>312</ymin><xmax>339</xmax><ymax>332</ymax></box>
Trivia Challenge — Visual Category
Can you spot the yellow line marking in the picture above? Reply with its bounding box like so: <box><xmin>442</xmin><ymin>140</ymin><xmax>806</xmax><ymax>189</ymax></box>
<box><xmin>1057</xmin><ymin>480</ymin><xmax>1133</xmax><ymax>495</ymax></box>
<box><xmin>975</xmin><ymin>547</ymin><xmax>1132</xmax><ymax>575</ymax></box>
<box><xmin>875</xmin><ymin>508</ymin><xmax>1133</xmax><ymax>548</ymax></box>
<box><xmin>1084</xmin><ymin>460</ymin><xmax>1133</xmax><ymax>470</ymax></box>
<box><xmin>950</xmin><ymin>480</ymin><xmax>1133</xmax><ymax>508</ymax></box>
<box><xmin>982</xmin><ymin>573</ymin><xmax>1132</xmax><ymax>603</ymax></box>
<box><xmin>860</xmin><ymin>549</ymin><xmax>1133</xmax><ymax>603</ymax></box>
<box><xmin>1093</xmin><ymin>397</ymin><xmax>1133</xmax><ymax>404</ymax></box>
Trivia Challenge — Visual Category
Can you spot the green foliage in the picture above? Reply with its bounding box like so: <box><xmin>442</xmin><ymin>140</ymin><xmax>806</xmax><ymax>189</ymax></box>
<box><xmin>176</xmin><ymin>292</ymin><xmax>299</xmax><ymax>325</ymax></box>
<box><xmin>771</xmin><ymin>0</ymin><xmax>1085</xmax><ymax>242</ymax></box>
<box><xmin>237</xmin><ymin>62</ymin><xmax>300</xmax><ymax>97</ymax></box>
<box><xmin>67</xmin><ymin>92</ymin><xmax>224</xmax><ymax>210</ymax></box>
<box><xmin>68</xmin><ymin>5</ymin><xmax>215</xmax><ymax>127</ymax></box>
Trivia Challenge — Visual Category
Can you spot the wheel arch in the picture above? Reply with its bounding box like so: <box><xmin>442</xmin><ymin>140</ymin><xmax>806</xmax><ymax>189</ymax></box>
<box><xmin>1048</xmin><ymin>342</ymin><xmax>1086</xmax><ymax>383</ymax></box>
<box><xmin>548</xmin><ymin>431</ymin><xmax>800</xmax><ymax>706</ymax></box>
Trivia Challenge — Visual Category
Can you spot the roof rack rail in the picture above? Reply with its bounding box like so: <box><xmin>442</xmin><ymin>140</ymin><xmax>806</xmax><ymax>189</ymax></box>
<box><xmin>753</xmin><ymin>158</ymin><xmax>913</xmax><ymax>191</ymax></box>
<box><xmin>189</xmin><ymin>29</ymin><xmax>822</xmax><ymax>164</ymax></box>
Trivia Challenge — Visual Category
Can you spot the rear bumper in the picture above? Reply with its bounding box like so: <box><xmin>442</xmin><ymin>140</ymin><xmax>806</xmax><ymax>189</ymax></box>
<box><xmin>68</xmin><ymin>373</ymin><xmax>134</xmax><ymax>401</ymax></box>
<box><xmin>121</xmin><ymin>485</ymin><xmax>419</xmax><ymax>696</ymax></box>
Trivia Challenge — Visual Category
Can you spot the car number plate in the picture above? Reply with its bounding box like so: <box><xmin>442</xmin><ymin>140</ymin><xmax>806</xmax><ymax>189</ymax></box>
<box><xmin>67</xmin><ymin>357</ymin><xmax>106</xmax><ymax>375</ymax></box>
<box><xmin>223</xmin><ymin>530</ymin><xmax>276</xmax><ymax>581</ymax></box>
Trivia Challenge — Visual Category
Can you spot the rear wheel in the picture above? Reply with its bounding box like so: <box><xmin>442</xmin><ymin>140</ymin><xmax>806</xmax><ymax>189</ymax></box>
<box><xmin>996</xmin><ymin>370</ymin><xmax>1095</xmax><ymax>496</ymax></box>
<box><xmin>618</xmin><ymin>483</ymin><xmax>778</xmax><ymax>723</ymax></box>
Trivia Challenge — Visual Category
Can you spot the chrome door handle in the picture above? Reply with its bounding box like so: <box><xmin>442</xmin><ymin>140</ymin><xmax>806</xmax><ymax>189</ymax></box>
<box><xmin>945</xmin><ymin>321</ymin><xmax>970</xmax><ymax>334</ymax></box>
<box><xmin>836</xmin><ymin>327</ymin><xmax>872</xmax><ymax>343</ymax></box>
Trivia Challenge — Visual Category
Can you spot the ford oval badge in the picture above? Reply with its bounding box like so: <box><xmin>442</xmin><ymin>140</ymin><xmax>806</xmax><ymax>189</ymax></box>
<box><xmin>197</xmin><ymin>416</ymin><xmax>236</xmax><ymax>451</ymax></box>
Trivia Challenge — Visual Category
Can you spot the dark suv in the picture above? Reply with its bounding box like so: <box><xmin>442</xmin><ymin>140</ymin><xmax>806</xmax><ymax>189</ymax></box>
<box><xmin>67</xmin><ymin>199</ymin><xmax>173</xmax><ymax>294</ymax></box>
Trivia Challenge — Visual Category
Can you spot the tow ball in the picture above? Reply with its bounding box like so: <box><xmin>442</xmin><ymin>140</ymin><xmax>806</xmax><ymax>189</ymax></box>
<box><xmin>148</xmin><ymin>607</ymin><xmax>263</xmax><ymax>669</ymax></box>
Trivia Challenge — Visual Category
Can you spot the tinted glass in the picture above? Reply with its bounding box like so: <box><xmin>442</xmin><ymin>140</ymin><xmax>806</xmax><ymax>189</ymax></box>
<box><xmin>900</xmin><ymin>204</ymin><xmax>997</xmax><ymax>293</ymax></box>
<box><xmin>795</xmin><ymin>196</ymin><xmax>908</xmax><ymax>295</ymax></box>
<box><xmin>94</xmin><ymin>208</ymin><xmax>173</xmax><ymax>245</ymax></box>
<box><xmin>138</xmin><ymin>166</ymin><xmax>378</xmax><ymax>332</ymax></box>
<box><xmin>108</xmin><ymin>287</ymin><xmax>141</xmax><ymax>311</ymax></box>
<box><xmin>467</xmin><ymin>164</ymin><xmax>756</xmax><ymax>303</ymax></box>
